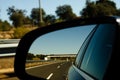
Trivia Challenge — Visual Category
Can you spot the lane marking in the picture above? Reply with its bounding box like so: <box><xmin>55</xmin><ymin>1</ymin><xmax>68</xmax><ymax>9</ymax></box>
<box><xmin>26</xmin><ymin>61</ymin><xmax>65</xmax><ymax>70</ymax></box>
<box><xmin>26</xmin><ymin>65</ymin><xmax>42</xmax><ymax>70</ymax></box>
<box><xmin>47</xmin><ymin>73</ymin><xmax>53</xmax><ymax>80</ymax></box>
<box><xmin>26</xmin><ymin>62</ymin><xmax>60</xmax><ymax>70</ymax></box>
<box><xmin>57</xmin><ymin>66</ymin><xmax>60</xmax><ymax>69</ymax></box>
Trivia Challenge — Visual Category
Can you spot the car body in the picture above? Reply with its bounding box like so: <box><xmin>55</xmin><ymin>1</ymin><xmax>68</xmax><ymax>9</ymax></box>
<box><xmin>67</xmin><ymin>17</ymin><xmax>120</xmax><ymax>80</ymax></box>
<box><xmin>14</xmin><ymin>16</ymin><xmax>120</xmax><ymax>80</ymax></box>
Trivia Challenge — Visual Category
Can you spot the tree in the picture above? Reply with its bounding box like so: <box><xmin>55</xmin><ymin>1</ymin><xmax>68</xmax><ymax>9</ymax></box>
<box><xmin>30</xmin><ymin>8</ymin><xmax>46</xmax><ymax>26</ymax></box>
<box><xmin>117</xmin><ymin>9</ymin><xmax>120</xmax><ymax>16</ymax></box>
<box><xmin>23</xmin><ymin>16</ymin><xmax>32</xmax><ymax>25</ymax></box>
<box><xmin>26</xmin><ymin>53</ymin><xmax>35</xmax><ymax>60</ymax></box>
<box><xmin>36</xmin><ymin>54</ymin><xmax>46</xmax><ymax>60</ymax></box>
<box><xmin>81</xmin><ymin>0</ymin><xmax>117</xmax><ymax>18</ymax></box>
<box><xmin>86</xmin><ymin>0</ymin><xmax>91</xmax><ymax>5</ymax></box>
<box><xmin>0</xmin><ymin>20</ymin><xmax>11</xmax><ymax>31</ymax></box>
<box><xmin>97</xmin><ymin>0</ymin><xmax>116</xmax><ymax>9</ymax></box>
<box><xmin>7</xmin><ymin>6</ymin><xmax>26</xmax><ymax>27</ymax></box>
<box><xmin>44</xmin><ymin>14</ymin><xmax>56</xmax><ymax>25</ymax></box>
<box><xmin>55</xmin><ymin>5</ymin><xmax>77</xmax><ymax>21</ymax></box>
<box><xmin>81</xmin><ymin>2</ymin><xmax>97</xmax><ymax>18</ymax></box>
<box><xmin>97</xmin><ymin>0</ymin><xmax>108</xmax><ymax>3</ymax></box>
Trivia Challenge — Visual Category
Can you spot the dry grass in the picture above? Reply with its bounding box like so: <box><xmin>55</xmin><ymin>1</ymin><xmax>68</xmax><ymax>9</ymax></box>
<box><xmin>0</xmin><ymin>57</ymin><xmax>14</xmax><ymax>69</ymax></box>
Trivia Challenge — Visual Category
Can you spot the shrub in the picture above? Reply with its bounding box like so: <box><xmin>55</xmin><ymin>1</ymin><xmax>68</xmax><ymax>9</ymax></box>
<box><xmin>13</xmin><ymin>27</ymin><xmax>33</xmax><ymax>39</ymax></box>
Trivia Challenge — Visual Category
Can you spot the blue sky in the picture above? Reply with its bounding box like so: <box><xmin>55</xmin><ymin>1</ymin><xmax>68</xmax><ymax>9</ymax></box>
<box><xmin>29</xmin><ymin>25</ymin><xmax>96</xmax><ymax>55</ymax></box>
<box><xmin>0</xmin><ymin>0</ymin><xmax>120</xmax><ymax>23</ymax></box>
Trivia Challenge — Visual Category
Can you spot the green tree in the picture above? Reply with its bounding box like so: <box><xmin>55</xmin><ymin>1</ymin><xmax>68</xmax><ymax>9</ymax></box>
<box><xmin>30</xmin><ymin>8</ymin><xmax>46</xmax><ymax>26</ymax></box>
<box><xmin>23</xmin><ymin>16</ymin><xmax>32</xmax><ymax>25</ymax></box>
<box><xmin>0</xmin><ymin>20</ymin><xmax>11</xmax><ymax>31</ymax></box>
<box><xmin>81</xmin><ymin>2</ymin><xmax>97</xmax><ymax>18</ymax></box>
<box><xmin>36</xmin><ymin>54</ymin><xmax>46</xmax><ymax>60</ymax></box>
<box><xmin>44</xmin><ymin>14</ymin><xmax>56</xmax><ymax>25</ymax></box>
<box><xmin>97</xmin><ymin>0</ymin><xmax>116</xmax><ymax>9</ymax></box>
<box><xmin>7</xmin><ymin>6</ymin><xmax>26</xmax><ymax>27</ymax></box>
<box><xmin>81</xmin><ymin>0</ymin><xmax>117</xmax><ymax>18</ymax></box>
<box><xmin>55</xmin><ymin>5</ymin><xmax>77</xmax><ymax>21</ymax></box>
<box><xmin>117</xmin><ymin>9</ymin><xmax>120</xmax><ymax>16</ymax></box>
<box><xmin>97</xmin><ymin>0</ymin><xmax>109</xmax><ymax>3</ymax></box>
<box><xmin>27</xmin><ymin>53</ymin><xmax>35</xmax><ymax>60</ymax></box>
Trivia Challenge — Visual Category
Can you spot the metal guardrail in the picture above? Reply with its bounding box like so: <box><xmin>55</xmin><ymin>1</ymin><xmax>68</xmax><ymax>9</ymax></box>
<box><xmin>26</xmin><ymin>60</ymin><xmax>53</xmax><ymax>63</ymax></box>
<box><xmin>0</xmin><ymin>39</ymin><xmax>20</xmax><ymax>57</ymax></box>
<box><xmin>0</xmin><ymin>39</ymin><xmax>20</xmax><ymax>44</ymax></box>
<box><xmin>0</xmin><ymin>53</ymin><xmax>15</xmax><ymax>57</ymax></box>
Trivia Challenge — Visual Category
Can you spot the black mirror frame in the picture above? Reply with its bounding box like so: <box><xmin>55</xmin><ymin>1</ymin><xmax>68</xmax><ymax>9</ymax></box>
<box><xmin>14</xmin><ymin>16</ymin><xmax>119</xmax><ymax>80</ymax></box>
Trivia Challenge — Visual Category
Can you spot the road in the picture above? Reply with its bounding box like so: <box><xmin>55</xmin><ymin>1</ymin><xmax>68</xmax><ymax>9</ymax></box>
<box><xmin>26</xmin><ymin>61</ymin><xmax>72</xmax><ymax>80</ymax></box>
<box><xmin>0</xmin><ymin>61</ymin><xmax>72</xmax><ymax>80</ymax></box>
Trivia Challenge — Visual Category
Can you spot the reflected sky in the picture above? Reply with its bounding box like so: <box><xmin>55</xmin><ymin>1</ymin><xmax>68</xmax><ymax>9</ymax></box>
<box><xmin>29</xmin><ymin>25</ymin><xmax>96</xmax><ymax>55</ymax></box>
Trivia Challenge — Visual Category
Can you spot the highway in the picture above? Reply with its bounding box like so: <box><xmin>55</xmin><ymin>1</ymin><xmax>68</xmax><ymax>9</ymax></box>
<box><xmin>26</xmin><ymin>61</ymin><xmax>72</xmax><ymax>80</ymax></box>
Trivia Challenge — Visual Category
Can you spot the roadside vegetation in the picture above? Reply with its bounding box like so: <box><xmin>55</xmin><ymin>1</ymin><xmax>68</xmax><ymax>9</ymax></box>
<box><xmin>0</xmin><ymin>0</ymin><xmax>120</xmax><ymax>39</ymax></box>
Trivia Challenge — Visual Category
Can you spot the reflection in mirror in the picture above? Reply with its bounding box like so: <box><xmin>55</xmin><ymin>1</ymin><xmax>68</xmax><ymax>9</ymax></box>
<box><xmin>25</xmin><ymin>25</ymin><xmax>96</xmax><ymax>80</ymax></box>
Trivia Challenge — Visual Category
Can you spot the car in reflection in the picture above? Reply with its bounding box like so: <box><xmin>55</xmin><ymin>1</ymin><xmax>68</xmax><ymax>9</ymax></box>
<box><xmin>14</xmin><ymin>16</ymin><xmax>120</xmax><ymax>80</ymax></box>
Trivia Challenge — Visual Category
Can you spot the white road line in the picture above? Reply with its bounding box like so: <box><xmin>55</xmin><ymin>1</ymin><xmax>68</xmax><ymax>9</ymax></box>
<box><xmin>26</xmin><ymin>65</ymin><xmax>42</xmax><ymax>70</ymax></box>
<box><xmin>57</xmin><ymin>66</ymin><xmax>60</xmax><ymax>69</ymax></box>
<box><xmin>26</xmin><ymin>62</ymin><xmax>59</xmax><ymax>70</ymax></box>
<box><xmin>47</xmin><ymin>73</ymin><xmax>53</xmax><ymax>80</ymax></box>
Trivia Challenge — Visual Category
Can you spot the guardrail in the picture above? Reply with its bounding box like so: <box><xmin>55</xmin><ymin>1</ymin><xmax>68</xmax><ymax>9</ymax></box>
<box><xmin>0</xmin><ymin>39</ymin><xmax>19</xmax><ymax>57</ymax></box>
<box><xmin>0</xmin><ymin>53</ymin><xmax>15</xmax><ymax>58</ymax></box>
<box><xmin>0</xmin><ymin>39</ymin><xmax>20</xmax><ymax>44</ymax></box>
<box><xmin>0</xmin><ymin>39</ymin><xmax>19</xmax><ymax>70</ymax></box>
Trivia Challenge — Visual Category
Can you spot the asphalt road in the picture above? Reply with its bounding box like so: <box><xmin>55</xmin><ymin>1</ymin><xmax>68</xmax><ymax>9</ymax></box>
<box><xmin>26</xmin><ymin>61</ymin><xmax>72</xmax><ymax>80</ymax></box>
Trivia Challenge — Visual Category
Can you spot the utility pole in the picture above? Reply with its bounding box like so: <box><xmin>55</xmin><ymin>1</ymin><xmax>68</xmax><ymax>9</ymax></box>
<box><xmin>0</xmin><ymin>9</ymin><xmax>1</xmax><ymax>18</ymax></box>
<box><xmin>39</xmin><ymin>0</ymin><xmax>43</xmax><ymax>23</ymax></box>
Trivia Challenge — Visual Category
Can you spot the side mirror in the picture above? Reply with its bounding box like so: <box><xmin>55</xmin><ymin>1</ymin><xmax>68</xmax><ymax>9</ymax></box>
<box><xmin>14</xmin><ymin>17</ymin><xmax>120</xmax><ymax>80</ymax></box>
<box><xmin>25</xmin><ymin>24</ymin><xmax>95</xmax><ymax>80</ymax></box>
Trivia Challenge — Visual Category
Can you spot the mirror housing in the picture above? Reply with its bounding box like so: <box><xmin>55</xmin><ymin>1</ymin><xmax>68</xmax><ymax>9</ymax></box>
<box><xmin>14</xmin><ymin>16</ymin><xmax>119</xmax><ymax>80</ymax></box>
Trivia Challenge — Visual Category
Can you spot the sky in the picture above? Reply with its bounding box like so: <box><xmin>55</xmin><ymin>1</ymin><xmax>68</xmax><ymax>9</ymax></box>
<box><xmin>29</xmin><ymin>25</ymin><xmax>96</xmax><ymax>55</ymax></box>
<box><xmin>0</xmin><ymin>0</ymin><xmax>120</xmax><ymax>23</ymax></box>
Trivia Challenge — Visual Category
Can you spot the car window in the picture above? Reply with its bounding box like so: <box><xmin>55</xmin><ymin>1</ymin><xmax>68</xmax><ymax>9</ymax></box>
<box><xmin>80</xmin><ymin>24</ymin><xmax>116</xmax><ymax>80</ymax></box>
<box><xmin>75</xmin><ymin>25</ymin><xmax>97</xmax><ymax>67</ymax></box>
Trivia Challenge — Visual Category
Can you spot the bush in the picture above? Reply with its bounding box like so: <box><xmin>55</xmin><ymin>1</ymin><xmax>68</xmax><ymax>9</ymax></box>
<box><xmin>13</xmin><ymin>27</ymin><xmax>33</xmax><ymax>39</ymax></box>
<box><xmin>0</xmin><ymin>20</ymin><xmax>12</xmax><ymax>31</ymax></box>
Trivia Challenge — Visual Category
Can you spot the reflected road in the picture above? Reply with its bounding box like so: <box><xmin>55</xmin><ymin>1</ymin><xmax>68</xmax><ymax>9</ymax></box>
<box><xmin>27</xmin><ymin>61</ymin><xmax>72</xmax><ymax>80</ymax></box>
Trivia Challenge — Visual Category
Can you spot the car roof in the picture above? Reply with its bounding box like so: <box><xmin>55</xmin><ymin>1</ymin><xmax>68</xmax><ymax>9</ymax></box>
<box><xmin>79</xmin><ymin>16</ymin><xmax>120</xmax><ymax>24</ymax></box>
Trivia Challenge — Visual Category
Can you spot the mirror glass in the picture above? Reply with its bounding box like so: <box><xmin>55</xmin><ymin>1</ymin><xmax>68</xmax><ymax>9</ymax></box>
<box><xmin>25</xmin><ymin>25</ymin><xmax>96</xmax><ymax>80</ymax></box>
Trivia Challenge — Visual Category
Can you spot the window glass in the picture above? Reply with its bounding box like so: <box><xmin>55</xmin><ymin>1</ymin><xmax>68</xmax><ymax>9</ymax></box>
<box><xmin>81</xmin><ymin>24</ymin><xmax>116</xmax><ymax>80</ymax></box>
<box><xmin>75</xmin><ymin>25</ymin><xmax>96</xmax><ymax>66</ymax></box>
